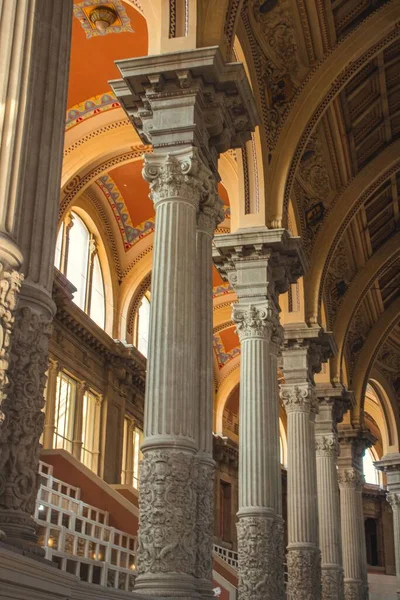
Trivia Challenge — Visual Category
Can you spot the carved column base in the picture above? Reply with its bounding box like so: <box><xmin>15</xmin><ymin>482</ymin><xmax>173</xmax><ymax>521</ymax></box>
<box><xmin>195</xmin><ymin>457</ymin><xmax>215</xmax><ymax>599</ymax></box>
<box><xmin>343</xmin><ymin>579</ymin><xmax>365</xmax><ymax>600</ymax></box>
<box><xmin>0</xmin><ymin>509</ymin><xmax>44</xmax><ymax>557</ymax></box>
<box><xmin>135</xmin><ymin>447</ymin><xmax>199</xmax><ymax>598</ymax></box>
<box><xmin>321</xmin><ymin>564</ymin><xmax>344</xmax><ymax>600</ymax></box>
<box><xmin>237</xmin><ymin>512</ymin><xmax>285</xmax><ymax>600</ymax></box>
<box><xmin>286</xmin><ymin>544</ymin><xmax>322</xmax><ymax>600</ymax></box>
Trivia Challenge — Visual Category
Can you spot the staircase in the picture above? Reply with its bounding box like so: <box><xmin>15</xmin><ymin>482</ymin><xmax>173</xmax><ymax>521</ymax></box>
<box><xmin>35</xmin><ymin>461</ymin><xmax>137</xmax><ymax>592</ymax></box>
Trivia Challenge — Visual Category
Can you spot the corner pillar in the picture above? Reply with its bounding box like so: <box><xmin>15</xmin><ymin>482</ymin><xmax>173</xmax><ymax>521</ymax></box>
<box><xmin>281</xmin><ymin>325</ymin><xmax>336</xmax><ymax>600</ymax></box>
<box><xmin>42</xmin><ymin>360</ymin><xmax>61</xmax><ymax>449</ymax></box>
<box><xmin>213</xmin><ymin>228</ymin><xmax>306</xmax><ymax>600</ymax></box>
<box><xmin>0</xmin><ymin>0</ymin><xmax>73</xmax><ymax>553</ymax></box>
<box><xmin>375</xmin><ymin>453</ymin><xmax>400</xmax><ymax>600</ymax></box>
<box><xmin>111</xmin><ymin>46</ymin><xmax>257</xmax><ymax>598</ymax></box>
<box><xmin>315</xmin><ymin>385</ymin><xmax>351</xmax><ymax>600</ymax></box>
<box><xmin>338</xmin><ymin>427</ymin><xmax>375</xmax><ymax>600</ymax></box>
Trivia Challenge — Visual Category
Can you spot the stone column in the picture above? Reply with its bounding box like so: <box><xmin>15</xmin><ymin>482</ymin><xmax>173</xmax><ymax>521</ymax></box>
<box><xmin>338</xmin><ymin>427</ymin><xmax>375</xmax><ymax>600</ymax></box>
<box><xmin>195</xmin><ymin>193</ymin><xmax>224</xmax><ymax>597</ymax></box>
<box><xmin>280</xmin><ymin>325</ymin><xmax>336</xmax><ymax>600</ymax></box>
<box><xmin>315</xmin><ymin>385</ymin><xmax>351</xmax><ymax>600</ymax></box>
<box><xmin>124</xmin><ymin>419</ymin><xmax>136</xmax><ymax>486</ymax></box>
<box><xmin>375</xmin><ymin>453</ymin><xmax>400</xmax><ymax>600</ymax></box>
<box><xmin>111</xmin><ymin>47</ymin><xmax>257</xmax><ymax>598</ymax></box>
<box><xmin>0</xmin><ymin>0</ymin><xmax>73</xmax><ymax>552</ymax></box>
<box><xmin>42</xmin><ymin>360</ymin><xmax>60</xmax><ymax>449</ymax></box>
<box><xmin>213</xmin><ymin>228</ymin><xmax>306</xmax><ymax>600</ymax></box>
<box><xmin>72</xmin><ymin>381</ymin><xmax>87</xmax><ymax>461</ymax></box>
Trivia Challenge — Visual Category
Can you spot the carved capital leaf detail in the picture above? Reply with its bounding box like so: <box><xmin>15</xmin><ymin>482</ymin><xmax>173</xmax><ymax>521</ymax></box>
<box><xmin>387</xmin><ymin>492</ymin><xmax>400</xmax><ymax>510</ymax></box>
<box><xmin>281</xmin><ymin>384</ymin><xmax>316</xmax><ymax>414</ymax></box>
<box><xmin>315</xmin><ymin>435</ymin><xmax>340</xmax><ymax>459</ymax></box>
<box><xmin>337</xmin><ymin>468</ymin><xmax>364</xmax><ymax>489</ymax></box>
<box><xmin>233</xmin><ymin>303</ymin><xmax>281</xmax><ymax>342</ymax></box>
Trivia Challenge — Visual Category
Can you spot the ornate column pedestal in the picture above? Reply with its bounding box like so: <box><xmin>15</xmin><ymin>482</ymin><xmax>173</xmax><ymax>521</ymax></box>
<box><xmin>315</xmin><ymin>385</ymin><xmax>351</xmax><ymax>600</ymax></box>
<box><xmin>0</xmin><ymin>0</ymin><xmax>73</xmax><ymax>553</ymax></box>
<box><xmin>111</xmin><ymin>46</ymin><xmax>257</xmax><ymax>598</ymax></box>
<box><xmin>195</xmin><ymin>198</ymin><xmax>224</xmax><ymax>598</ymax></box>
<box><xmin>375</xmin><ymin>453</ymin><xmax>400</xmax><ymax>600</ymax></box>
<box><xmin>338</xmin><ymin>427</ymin><xmax>375</xmax><ymax>600</ymax></box>
<box><xmin>281</xmin><ymin>325</ymin><xmax>335</xmax><ymax>600</ymax></box>
<box><xmin>214</xmin><ymin>228</ymin><xmax>306</xmax><ymax>600</ymax></box>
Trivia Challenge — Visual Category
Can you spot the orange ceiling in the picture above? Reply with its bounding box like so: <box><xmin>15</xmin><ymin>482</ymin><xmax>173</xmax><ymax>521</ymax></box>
<box><xmin>109</xmin><ymin>160</ymin><xmax>153</xmax><ymax>226</ymax></box>
<box><xmin>213</xmin><ymin>265</ymin><xmax>225</xmax><ymax>287</ymax></box>
<box><xmin>68</xmin><ymin>1</ymin><xmax>148</xmax><ymax>109</ymax></box>
<box><xmin>220</xmin><ymin>326</ymin><xmax>239</xmax><ymax>353</ymax></box>
<box><xmin>218</xmin><ymin>182</ymin><xmax>229</xmax><ymax>206</ymax></box>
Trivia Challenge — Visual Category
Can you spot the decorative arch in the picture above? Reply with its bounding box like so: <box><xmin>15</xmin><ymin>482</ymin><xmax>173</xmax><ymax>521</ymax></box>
<box><xmin>266</xmin><ymin>3</ymin><xmax>399</xmax><ymax>226</ymax></box>
<box><xmin>214</xmin><ymin>364</ymin><xmax>240</xmax><ymax>434</ymax></box>
<box><xmin>351</xmin><ymin>297</ymin><xmax>400</xmax><ymax>424</ymax></box>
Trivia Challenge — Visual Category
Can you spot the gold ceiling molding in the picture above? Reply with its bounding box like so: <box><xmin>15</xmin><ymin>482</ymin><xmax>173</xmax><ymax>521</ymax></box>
<box><xmin>351</xmin><ymin>296</ymin><xmax>400</xmax><ymax>425</ymax></box>
<box><xmin>330</xmin><ymin>233</ymin><xmax>400</xmax><ymax>382</ymax></box>
<box><xmin>64</xmin><ymin>120</ymin><xmax>129</xmax><ymax>157</ymax></box>
<box><xmin>263</xmin><ymin>2</ymin><xmax>399</xmax><ymax>226</ymax></box>
<box><xmin>305</xmin><ymin>142</ymin><xmax>400</xmax><ymax>323</ymax></box>
<box><xmin>126</xmin><ymin>273</ymin><xmax>152</xmax><ymax>336</ymax></box>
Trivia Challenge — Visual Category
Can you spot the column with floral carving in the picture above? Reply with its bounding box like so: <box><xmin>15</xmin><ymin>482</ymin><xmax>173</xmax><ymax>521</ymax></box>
<box><xmin>0</xmin><ymin>0</ymin><xmax>73</xmax><ymax>551</ymax></box>
<box><xmin>375</xmin><ymin>453</ymin><xmax>400</xmax><ymax>600</ymax></box>
<box><xmin>111</xmin><ymin>46</ymin><xmax>258</xmax><ymax>598</ymax></box>
<box><xmin>195</xmin><ymin>189</ymin><xmax>224</xmax><ymax>597</ymax></box>
<box><xmin>281</xmin><ymin>325</ymin><xmax>335</xmax><ymax>600</ymax></box>
<box><xmin>338</xmin><ymin>427</ymin><xmax>375</xmax><ymax>600</ymax></box>
<box><xmin>213</xmin><ymin>228</ymin><xmax>306</xmax><ymax>600</ymax></box>
<box><xmin>315</xmin><ymin>386</ymin><xmax>350</xmax><ymax>600</ymax></box>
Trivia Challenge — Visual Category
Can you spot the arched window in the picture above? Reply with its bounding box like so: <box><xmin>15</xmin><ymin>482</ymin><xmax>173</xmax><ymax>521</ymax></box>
<box><xmin>363</xmin><ymin>449</ymin><xmax>379</xmax><ymax>485</ymax></box>
<box><xmin>135</xmin><ymin>293</ymin><xmax>150</xmax><ymax>357</ymax></box>
<box><xmin>55</xmin><ymin>212</ymin><xmax>105</xmax><ymax>329</ymax></box>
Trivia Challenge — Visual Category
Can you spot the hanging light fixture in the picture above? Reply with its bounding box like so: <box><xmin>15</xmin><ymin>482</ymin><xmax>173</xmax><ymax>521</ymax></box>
<box><xmin>89</xmin><ymin>5</ymin><xmax>118</xmax><ymax>34</ymax></box>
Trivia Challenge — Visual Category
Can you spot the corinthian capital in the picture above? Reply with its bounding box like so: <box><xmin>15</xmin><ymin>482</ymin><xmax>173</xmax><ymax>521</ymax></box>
<box><xmin>337</xmin><ymin>467</ymin><xmax>364</xmax><ymax>489</ymax></box>
<box><xmin>315</xmin><ymin>434</ymin><xmax>339</xmax><ymax>459</ymax></box>
<box><xmin>197</xmin><ymin>181</ymin><xmax>225</xmax><ymax>237</ymax></box>
<box><xmin>233</xmin><ymin>303</ymin><xmax>281</xmax><ymax>342</ymax></box>
<box><xmin>387</xmin><ymin>492</ymin><xmax>400</xmax><ymax>510</ymax></box>
<box><xmin>143</xmin><ymin>149</ymin><xmax>211</xmax><ymax>209</ymax></box>
<box><xmin>280</xmin><ymin>384</ymin><xmax>316</xmax><ymax>414</ymax></box>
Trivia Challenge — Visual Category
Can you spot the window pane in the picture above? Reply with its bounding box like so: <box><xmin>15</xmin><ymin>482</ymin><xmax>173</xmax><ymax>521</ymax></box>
<box><xmin>363</xmin><ymin>449</ymin><xmax>379</xmax><ymax>485</ymax></box>
<box><xmin>54</xmin><ymin>373</ymin><xmax>77</xmax><ymax>452</ymax></box>
<box><xmin>90</xmin><ymin>254</ymin><xmax>105</xmax><ymax>329</ymax></box>
<box><xmin>137</xmin><ymin>296</ymin><xmax>150</xmax><ymax>357</ymax></box>
<box><xmin>54</xmin><ymin>222</ymin><xmax>64</xmax><ymax>270</ymax></box>
<box><xmin>66</xmin><ymin>212</ymin><xmax>89</xmax><ymax>310</ymax></box>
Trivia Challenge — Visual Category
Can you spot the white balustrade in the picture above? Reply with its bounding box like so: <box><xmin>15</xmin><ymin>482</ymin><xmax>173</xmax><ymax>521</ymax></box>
<box><xmin>35</xmin><ymin>461</ymin><xmax>137</xmax><ymax>591</ymax></box>
<box><xmin>213</xmin><ymin>543</ymin><xmax>238</xmax><ymax>569</ymax></box>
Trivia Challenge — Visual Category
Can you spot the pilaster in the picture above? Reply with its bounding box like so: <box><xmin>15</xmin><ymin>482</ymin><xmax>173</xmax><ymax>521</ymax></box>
<box><xmin>338</xmin><ymin>427</ymin><xmax>376</xmax><ymax>600</ymax></box>
<box><xmin>214</xmin><ymin>227</ymin><xmax>306</xmax><ymax>600</ymax></box>
<box><xmin>43</xmin><ymin>359</ymin><xmax>60</xmax><ymax>449</ymax></box>
<box><xmin>112</xmin><ymin>46</ymin><xmax>258</xmax><ymax>599</ymax></box>
<box><xmin>281</xmin><ymin>325</ymin><xmax>336</xmax><ymax>600</ymax></box>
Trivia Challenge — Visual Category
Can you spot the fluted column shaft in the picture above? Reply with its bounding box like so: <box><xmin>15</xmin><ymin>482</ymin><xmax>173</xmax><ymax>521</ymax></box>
<box><xmin>281</xmin><ymin>327</ymin><xmax>335</xmax><ymax>600</ymax></box>
<box><xmin>282</xmin><ymin>382</ymin><xmax>321</xmax><ymax>600</ymax></box>
<box><xmin>389</xmin><ymin>497</ymin><xmax>400</xmax><ymax>600</ymax></box>
<box><xmin>338</xmin><ymin>429</ymin><xmax>374</xmax><ymax>600</ymax></box>
<box><xmin>235</xmin><ymin>306</ymin><xmax>285</xmax><ymax>600</ymax></box>
<box><xmin>213</xmin><ymin>230</ymin><xmax>306</xmax><ymax>600</ymax></box>
<box><xmin>43</xmin><ymin>360</ymin><xmax>60</xmax><ymax>449</ymax></box>
<box><xmin>135</xmin><ymin>149</ymin><xmax>213</xmax><ymax>598</ymax></box>
<box><xmin>0</xmin><ymin>0</ymin><xmax>73</xmax><ymax>552</ymax></box>
<box><xmin>315</xmin><ymin>393</ymin><xmax>347</xmax><ymax>600</ymax></box>
<box><xmin>195</xmin><ymin>196</ymin><xmax>224</xmax><ymax>598</ymax></box>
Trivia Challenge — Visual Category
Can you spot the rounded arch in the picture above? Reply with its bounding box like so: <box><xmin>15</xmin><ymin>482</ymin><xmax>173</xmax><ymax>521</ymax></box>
<box><xmin>370</xmin><ymin>368</ymin><xmax>400</xmax><ymax>454</ymax></box>
<box><xmin>266</xmin><ymin>4</ymin><xmax>399</xmax><ymax>226</ymax></box>
<box><xmin>214</xmin><ymin>364</ymin><xmax>240</xmax><ymax>434</ymax></box>
<box><xmin>118</xmin><ymin>246</ymin><xmax>153</xmax><ymax>340</ymax></box>
<box><xmin>305</xmin><ymin>145</ymin><xmax>400</xmax><ymax>323</ymax></box>
<box><xmin>331</xmin><ymin>233</ymin><xmax>400</xmax><ymax>380</ymax></box>
<box><xmin>351</xmin><ymin>297</ymin><xmax>400</xmax><ymax>424</ymax></box>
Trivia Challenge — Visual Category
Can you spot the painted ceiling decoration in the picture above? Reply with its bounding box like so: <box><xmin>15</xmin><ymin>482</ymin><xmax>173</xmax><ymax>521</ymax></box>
<box><xmin>73</xmin><ymin>0</ymin><xmax>133</xmax><ymax>38</ymax></box>
<box><xmin>66</xmin><ymin>93</ymin><xmax>120</xmax><ymax>130</ymax></box>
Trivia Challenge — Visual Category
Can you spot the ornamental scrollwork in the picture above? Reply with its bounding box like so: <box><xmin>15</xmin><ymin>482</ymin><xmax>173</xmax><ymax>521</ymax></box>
<box><xmin>343</xmin><ymin>580</ymin><xmax>365</xmax><ymax>600</ymax></box>
<box><xmin>233</xmin><ymin>303</ymin><xmax>281</xmax><ymax>342</ymax></box>
<box><xmin>337</xmin><ymin>468</ymin><xmax>364</xmax><ymax>489</ymax></box>
<box><xmin>321</xmin><ymin>567</ymin><xmax>344</xmax><ymax>600</ymax></box>
<box><xmin>0</xmin><ymin>265</ymin><xmax>23</xmax><ymax>405</ymax></box>
<box><xmin>0</xmin><ymin>306</ymin><xmax>52</xmax><ymax>525</ymax></box>
<box><xmin>237</xmin><ymin>514</ymin><xmax>285</xmax><ymax>600</ymax></box>
<box><xmin>142</xmin><ymin>151</ymin><xmax>211</xmax><ymax>209</ymax></box>
<box><xmin>315</xmin><ymin>435</ymin><xmax>339</xmax><ymax>459</ymax></box>
<box><xmin>195</xmin><ymin>460</ymin><xmax>215</xmax><ymax>582</ymax></box>
<box><xmin>387</xmin><ymin>492</ymin><xmax>400</xmax><ymax>510</ymax></box>
<box><xmin>281</xmin><ymin>384</ymin><xmax>316</xmax><ymax>414</ymax></box>
<box><xmin>137</xmin><ymin>449</ymin><xmax>197</xmax><ymax>576</ymax></box>
<box><xmin>286</xmin><ymin>546</ymin><xmax>321</xmax><ymax>600</ymax></box>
